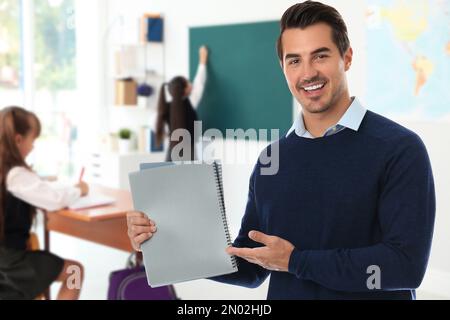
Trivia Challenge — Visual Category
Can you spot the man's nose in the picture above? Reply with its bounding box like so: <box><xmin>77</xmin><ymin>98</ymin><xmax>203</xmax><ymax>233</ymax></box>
<box><xmin>300</xmin><ymin>62</ymin><xmax>319</xmax><ymax>83</ymax></box>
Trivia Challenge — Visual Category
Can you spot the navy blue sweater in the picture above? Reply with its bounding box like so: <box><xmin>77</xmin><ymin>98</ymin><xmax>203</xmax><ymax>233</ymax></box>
<box><xmin>212</xmin><ymin>111</ymin><xmax>435</xmax><ymax>300</ymax></box>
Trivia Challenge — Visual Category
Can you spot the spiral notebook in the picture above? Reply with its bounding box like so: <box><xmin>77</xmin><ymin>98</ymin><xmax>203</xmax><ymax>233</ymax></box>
<box><xmin>128</xmin><ymin>161</ymin><xmax>238</xmax><ymax>287</ymax></box>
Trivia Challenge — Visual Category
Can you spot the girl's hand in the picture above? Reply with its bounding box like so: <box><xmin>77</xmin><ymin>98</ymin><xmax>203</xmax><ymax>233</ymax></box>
<box><xmin>75</xmin><ymin>181</ymin><xmax>89</xmax><ymax>196</ymax></box>
<box><xmin>199</xmin><ymin>45</ymin><xmax>208</xmax><ymax>65</ymax></box>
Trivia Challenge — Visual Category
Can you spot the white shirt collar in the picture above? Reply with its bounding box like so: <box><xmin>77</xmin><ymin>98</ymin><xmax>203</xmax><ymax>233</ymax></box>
<box><xmin>286</xmin><ymin>97</ymin><xmax>367</xmax><ymax>138</ymax></box>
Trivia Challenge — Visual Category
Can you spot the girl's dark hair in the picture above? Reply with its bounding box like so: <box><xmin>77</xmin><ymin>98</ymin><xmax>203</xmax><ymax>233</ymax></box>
<box><xmin>155</xmin><ymin>76</ymin><xmax>188</xmax><ymax>147</ymax></box>
<box><xmin>0</xmin><ymin>106</ymin><xmax>41</xmax><ymax>242</ymax></box>
<box><xmin>276</xmin><ymin>1</ymin><xmax>350</xmax><ymax>61</ymax></box>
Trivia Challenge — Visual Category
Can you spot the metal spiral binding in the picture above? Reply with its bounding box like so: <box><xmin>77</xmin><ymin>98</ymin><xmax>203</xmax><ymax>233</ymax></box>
<box><xmin>213</xmin><ymin>161</ymin><xmax>237</xmax><ymax>269</ymax></box>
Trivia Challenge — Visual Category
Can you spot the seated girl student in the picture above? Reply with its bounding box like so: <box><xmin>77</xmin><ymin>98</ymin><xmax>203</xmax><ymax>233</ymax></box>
<box><xmin>155</xmin><ymin>45</ymin><xmax>208</xmax><ymax>161</ymax></box>
<box><xmin>0</xmin><ymin>106</ymin><xmax>88</xmax><ymax>300</ymax></box>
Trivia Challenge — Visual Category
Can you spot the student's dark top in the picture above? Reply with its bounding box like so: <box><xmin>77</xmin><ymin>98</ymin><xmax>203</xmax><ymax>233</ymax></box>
<box><xmin>0</xmin><ymin>193</ymin><xmax>64</xmax><ymax>300</ymax></box>
<box><xmin>3</xmin><ymin>193</ymin><xmax>34</xmax><ymax>250</ymax></box>
<box><xmin>212</xmin><ymin>110</ymin><xmax>435</xmax><ymax>300</ymax></box>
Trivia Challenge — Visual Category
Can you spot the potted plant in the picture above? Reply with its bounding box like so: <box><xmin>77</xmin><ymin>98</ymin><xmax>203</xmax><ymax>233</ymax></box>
<box><xmin>118</xmin><ymin>128</ymin><xmax>132</xmax><ymax>153</ymax></box>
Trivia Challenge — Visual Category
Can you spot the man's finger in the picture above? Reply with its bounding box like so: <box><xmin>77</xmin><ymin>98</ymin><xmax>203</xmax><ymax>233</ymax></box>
<box><xmin>129</xmin><ymin>225</ymin><xmax>155</xmax><ymax>237</ymax></box>
<box><xmin>248</xmin><ymin>230</ymin><xmax>273</xmax><ymax>246</ymax></box>
<box><xmin>225</xmin><ymin>248</ymin><xmax>258</xmax><ymax>264</ymax></box>
<box><xmin>127</xmin><ymin>211</ymin><xmax>145</xmax><ymax>225</ymax></box>
<box><xmin>127</xmin><ymin>211</ymin><xmax>145</xmax><ymax>219</ymax></box>
<box><xmin>130</xmin><ymin>216</ymin><xmax>152</xmax><ymax>227</ymax></box>
<box><xmin>226</xmin><ymin>246</ymin><xmax>257</xmax><ymax>259</ymax></box>
<box><xmin>133</xmin><ymin>232</ymin><xmax>153</xmax><ymax>247</ymax></box>
<box><xmin>128</xmin><ymin>225</ymin><xmax>151</xmax><ymax>238</ymax></box>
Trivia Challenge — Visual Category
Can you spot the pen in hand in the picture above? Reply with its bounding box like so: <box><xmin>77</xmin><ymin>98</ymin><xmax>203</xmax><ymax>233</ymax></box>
<box><xmin>77</xmin><ymin>167</ymin><xmax>89</xmax><ymax>196</ymax></box>
<box><xmin>78</xmin><ymin>167</ymin><xmax>85</xmax><ymax>182</ymax></box>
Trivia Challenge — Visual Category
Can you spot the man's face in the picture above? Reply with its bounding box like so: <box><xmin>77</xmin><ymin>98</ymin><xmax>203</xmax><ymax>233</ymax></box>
<box><xmin>281</xmin><ymin>23</ymin><xmax>352</xmax><ymax>114</ymax></box>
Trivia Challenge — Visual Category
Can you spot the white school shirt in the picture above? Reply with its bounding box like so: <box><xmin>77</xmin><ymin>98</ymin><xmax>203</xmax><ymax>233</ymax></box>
<box><xmin>6</xmin><ymin>166</ymin><xmax>81</xmax><ymax>212</ymax></box>
<box><xmin>189</xmin><ymin>63</ymin><xmax>207</xmax><ymax>109</ymax></box>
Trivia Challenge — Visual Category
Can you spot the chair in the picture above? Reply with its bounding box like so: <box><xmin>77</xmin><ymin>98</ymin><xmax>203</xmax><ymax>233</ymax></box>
<box><xmin>27</xmin><ymin>232</ymin><xmax>40</xmax><ymax>251</ymax></box>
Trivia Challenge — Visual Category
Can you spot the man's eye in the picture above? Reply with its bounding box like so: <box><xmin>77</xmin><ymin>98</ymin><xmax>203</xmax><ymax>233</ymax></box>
<box><xmin>316</xmin><ymin>55</ymin><xmax>328</xmax><ymax>60</ymax></box>
<box><xmin>289</xmin><ymin>59</ymin><xmax>299</xmax><ymax>65</ymax></box>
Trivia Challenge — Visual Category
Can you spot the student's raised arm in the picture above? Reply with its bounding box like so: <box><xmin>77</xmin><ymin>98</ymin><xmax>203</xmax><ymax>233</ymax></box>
<box><xmin>190</xmin><ymin>46</ymin><xmax>208</xmax><ymax>109</ymax></box>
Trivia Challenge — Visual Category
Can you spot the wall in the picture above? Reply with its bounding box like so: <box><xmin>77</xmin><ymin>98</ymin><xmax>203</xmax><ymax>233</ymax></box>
<box><xmin>99</xmin><ymin>0</ymin><xmax>450</xmax><ymax>298</ymax></box>
<box><xmin>75</xmin><ymin>0</ymin><xmax>108</xmax><ymax>146</ymax></box>
<box><xmin>102</xmin><ymin>0</ymin><xmax>366</xmax><ymax>134</ymax></box>
<box><xmin>105</xmin><ymin>0</ymin><xmax>366</xmax><ymax>94</ymax></box>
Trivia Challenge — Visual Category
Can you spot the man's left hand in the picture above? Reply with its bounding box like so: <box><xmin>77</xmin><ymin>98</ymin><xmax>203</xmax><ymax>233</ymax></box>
<box><xmin>226</xmin><ymin>231</ymin><xmax>295</xmax><ymax>272</ymax></box>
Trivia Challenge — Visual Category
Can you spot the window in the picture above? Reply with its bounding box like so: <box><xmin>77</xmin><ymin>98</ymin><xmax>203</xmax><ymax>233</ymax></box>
<box><xmin>0</xmin><ymin>0</ymin><xmax>78</xmax><ymax>178</ymax></box>
<box><xmin>0</xmin><ymin>0</ymin><xmax>22</xmax><ymax>105</ymax></box>
<box><xmin>33</xmin><ymin>0</ymin><xmax>78</xmax><ymax>177</ymax></box>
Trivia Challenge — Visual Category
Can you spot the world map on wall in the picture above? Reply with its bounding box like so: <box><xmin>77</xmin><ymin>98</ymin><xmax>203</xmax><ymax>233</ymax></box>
<box><xmin>365</xmin><ymin>0</ymin><xmax>450</xmax><ymax>121</ymax></box>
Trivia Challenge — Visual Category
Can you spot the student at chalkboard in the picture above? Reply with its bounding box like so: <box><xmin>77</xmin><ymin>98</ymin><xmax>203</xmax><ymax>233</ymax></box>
<box><xmin>0</xmin><ymin>106</ymin><xmax>87</xmax><ymax>299</ymax></box>
<box><xmin>155</xmin><ymin>46</ymin><xmax>208</xmax><ymax>161</ymax></box>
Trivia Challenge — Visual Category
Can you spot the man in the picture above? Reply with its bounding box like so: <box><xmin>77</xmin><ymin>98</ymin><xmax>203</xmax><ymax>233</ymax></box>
<box><xmin>127</xmin><ymin>1</ymin><xmax>435</xmax><ymax>299</ymax></box>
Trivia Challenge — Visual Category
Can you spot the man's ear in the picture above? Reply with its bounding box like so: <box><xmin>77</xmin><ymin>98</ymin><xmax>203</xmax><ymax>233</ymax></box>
<box><xmin>344</xmin><ymin>47</ymin><xmax>353</xmax><ymax>71</ymax></box>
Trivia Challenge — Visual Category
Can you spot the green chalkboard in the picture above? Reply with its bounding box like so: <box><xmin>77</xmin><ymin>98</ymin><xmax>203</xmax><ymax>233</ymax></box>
<box><xmin>189</xmin><ymin>21</ymin><xmax>292</xmax><ymax>138</ymax></box>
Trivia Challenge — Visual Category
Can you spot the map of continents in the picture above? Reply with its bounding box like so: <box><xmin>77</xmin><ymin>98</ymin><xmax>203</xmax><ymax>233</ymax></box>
<box><xmin>366</xmin><ymin>0</ymin><xmax>449</xmax><ymax>120</ymax></box>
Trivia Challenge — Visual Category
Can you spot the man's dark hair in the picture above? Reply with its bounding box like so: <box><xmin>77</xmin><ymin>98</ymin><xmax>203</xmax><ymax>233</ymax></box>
<box><xmin>276</xmin><ymin>1</ymin><xmax>350</xmax><ymax>62</ymax></box>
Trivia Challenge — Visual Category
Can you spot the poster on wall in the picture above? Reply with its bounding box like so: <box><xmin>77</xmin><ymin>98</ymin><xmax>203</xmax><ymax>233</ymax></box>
<box><xmin>365</xmin><ymin>0</ymin><xmax>449</xmax><ymax>121</ymax></box>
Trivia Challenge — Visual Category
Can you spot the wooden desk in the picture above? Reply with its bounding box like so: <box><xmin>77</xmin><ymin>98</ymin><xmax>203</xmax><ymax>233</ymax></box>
<box><xmin>44</xmin><ymin>185</ymin><xmax>134</xmax><ymax>253</ymax></box>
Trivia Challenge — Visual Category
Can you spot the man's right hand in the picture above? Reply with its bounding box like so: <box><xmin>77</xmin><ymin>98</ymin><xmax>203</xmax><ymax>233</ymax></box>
<box><xmin>126</xmin><ymin>211</ymin><xmax>157</xmax><ymax>252</ymax></box>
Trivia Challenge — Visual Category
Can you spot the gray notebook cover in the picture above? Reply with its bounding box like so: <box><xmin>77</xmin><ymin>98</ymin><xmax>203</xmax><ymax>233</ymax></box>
<box><xmin>129</xmin><ymin>162</ymin><xmax>237</xmax><ymax>287</ymax></box>
<box><xmin>140</xmin><ymin>162</ymin><xmax>175</xmax><ymax>171</ymax></box>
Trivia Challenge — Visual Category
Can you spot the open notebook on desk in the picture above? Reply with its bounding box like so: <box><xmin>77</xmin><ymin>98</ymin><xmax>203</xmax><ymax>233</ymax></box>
<box><xmin>129</xmin><ymin>161</ymin><xmax>238</xmax><ymax>287</ymax></box>
<box><xmin>68</xmin><ymin>193</ymin><xmax>116</xmax><ymax>210</ymax></box>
